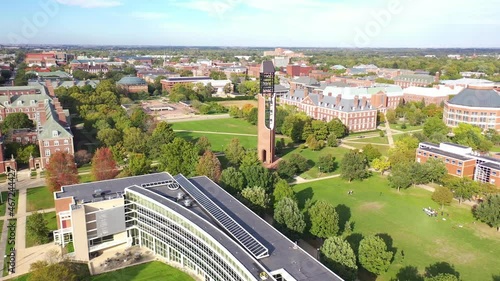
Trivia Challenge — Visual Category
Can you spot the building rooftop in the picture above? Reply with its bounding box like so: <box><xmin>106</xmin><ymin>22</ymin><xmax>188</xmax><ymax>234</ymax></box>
<box><xmin>447</xmin><ymin>87</ymin><xmax>500</xmax><ymax>108</ymax></box>
<box><xmin>56</xmin><ymin>172</ymin><xmax>343</xmax><ymax>281</ymax></box>
<box><xmin>117</xmin><ymin>76</ymin><xmax>147</xmax><ymax>85</ymax></box>
<box><xmin>418</xmin><ymin>145</ymin><xmax>472</xmax><ymax>161</ymax></box>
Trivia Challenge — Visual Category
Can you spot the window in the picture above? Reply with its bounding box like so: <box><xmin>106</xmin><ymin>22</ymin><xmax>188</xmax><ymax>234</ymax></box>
<box><xmin>458</xmin><ymin>162</ymin><xmax>463</xmax><ymax>165</ymax></box>
<box><xmin>452</xmin><ymin>160</ymin><xmax>456</xmax><ymax>164</ymax></box>
<box><xmin>492</xmin><ymin>171</ymin><xmax>497</xmax><ymax>176</ymax></box>
<box><xmin>44</xmin><ymin>141</ymin><xmax>49</xmax><ymax>147</ymax></box>
<box><xmin>54</xmin><ymin>141</ymin><xmax>59</xmax><ymax>146</ymax></box>
<box><xmin>64</xmin><ymin>139</ymin><xmax>69</xmax><ymax>145</ymax></box>
<box><xmin>456</xmin><ymin>169</ymin><xmax>461</xmax><ymax>175</ymax></box>
<box><xmin>52</xmin><ymin>130</ymin><xmax>58</xmax><ymax>137</ymax></box>
<box><xmin>445</xmin><ymin>159</ymin><xmax>449</xmax><ymax>163</ymax></box>
<box><xmin>45</xmin><ymin>150</ymin><xmax>51</xmax><ymax>157</ymax></box>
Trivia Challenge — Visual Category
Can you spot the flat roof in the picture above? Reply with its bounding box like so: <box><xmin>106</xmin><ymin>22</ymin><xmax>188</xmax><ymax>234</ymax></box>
<box><xmin>191</xmin><ymin>176</ymin><xmax>342</xmax><ymax>281</ymax></box>
<box><xmin>418</xmin><ymin>146</ymin><xmax>472</xmax><ymax>161</ymax></box>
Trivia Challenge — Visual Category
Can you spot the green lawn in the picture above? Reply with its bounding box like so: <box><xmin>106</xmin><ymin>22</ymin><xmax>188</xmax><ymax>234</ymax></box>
<box><xmin>79</xmin><ymin>174</ymin><xmax>94</xmax><ymax>183</ymax></box>
<box><xmin>345</xmin><ymin>136</ymin><xmax>389</xmax><ymax>144</ymax></box>
<box><xmin>282</xmin><ymin>146</ymin><xmax>351</xmax><ymax>179</ymax></box>
<box><xmin>490</xmin><ymin>145</ymin><xmax>500</xmax><ymax>153</ymax></box>
<box><xmin>346</xmin><ymin>143</ymin><xmax>391</xmax><ymax>157</ymax></box>
<box><xmin>0</xmin><ymin>191</ymin><xmax>19</xmax><ymax>217</ymax></box>
<box><xmin>77</xmin><ymin>164</ymin><xmax>92</xmax><ymax>174</ymax></box>
<box><xmin>26</xmin><ymin>186</ymin><xmax>54</xmax><ymax>212</ymax></box>
<box><xmin>3</xmin><ymin>219</ymin><xmax>16</xmax><ymax>277</ymax></box>
<box><xmin>176</xmin><ymin>131</ymin><xmax>257</xmax><ymax>151</ymax></box>
<box><xmin>293</xmin><ymin>176</ymin><xmax>500</xmax><ymax>281</ymax></box>
<box><xmin>389</xmin><ymin>123</ymin><xmax>423</xmax><ymax>132</ymax></box>
<box><xmin>25</xmin><ymin>211</ymin><xmax>57</xmax><ymax>248</ymax></box>
<box><xmin>91</xmin><ymin>261</ymin><xmax>194</xmax><ymax>281</ymax></box>
<box><xmin>172</xmin><ymin>118</ymin><xmax>257</xmax><ymax>135</ymax></box>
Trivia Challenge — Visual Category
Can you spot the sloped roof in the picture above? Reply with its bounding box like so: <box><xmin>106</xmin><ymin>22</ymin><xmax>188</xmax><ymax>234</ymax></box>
<box><xmin>448</xmin><ymin>87</ymin><xmax>500</xmax><ymax>108</ymax></box>
<box><xmin>117</xmin><ymin>76</ymin><xmax>146</xmax><ymax>85</ymax></box>
<box><xmin>38</xmin><ymin>101</ymin><xmax>72</xmax><ymax>140</ymax></box>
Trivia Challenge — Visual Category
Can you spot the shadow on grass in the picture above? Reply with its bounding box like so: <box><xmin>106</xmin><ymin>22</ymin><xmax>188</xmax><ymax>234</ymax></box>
<box><xmin>296</xmin><ymin>187</ymin><xmax>314</xmax><ymax>210</ymax></box>
<box><xmin>346</xmin><ymin>233</ymin><xmax>364</xmax><ymax>257</ymax></box>
<box><xmin>492</xmin><ymin>275</ymin><xmax>500</xmax><ymax>281</ymax></box>
<box><xmin>335</xmin><ymin>204</ymin><xmax>351</xmax><ymax>233</ymax></box>
<box><xmin>376</xmin><ymin>233</ymin><xmax>398</xmax><ymax>262</ymax></box>
<box><xmin>390</xmin><ymin>266</ymin><xmax>424</xmax><ymax>281</ymax></box>
<box><xmin>424</xmin><ymin>261</ymin><xmax>460</xmax><ymax>279</ymax></box>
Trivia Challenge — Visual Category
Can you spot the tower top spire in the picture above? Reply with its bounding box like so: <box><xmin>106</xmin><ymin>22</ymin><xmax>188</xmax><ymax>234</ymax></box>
<box><xmin>260</xmin><ymin>61</ymin><xmax>275</xmax><ymax>74</ymax></box>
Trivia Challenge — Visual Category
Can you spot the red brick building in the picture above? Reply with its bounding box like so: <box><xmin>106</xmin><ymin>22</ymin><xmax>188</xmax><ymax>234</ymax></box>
<box><xmin>394</xmin><ymin>73</ymin><xmax>440</xmax><ymax>88</ymax></box>
<box><xmin>443</xmin><ymin>85</ymin><xmax>500</xmax><ymax>131</ymax></box>
<box><xmin>25</xmin><ymin>53</ymin><xmax>57</xmax><ymax>67</ymax></box>
<box><xmin>286</xmin><ymin>65</ymin><xmax>313</xmax><ymax>77</ymax></box>
<box><xmin>416</xmin><ymin>142</ymin><xmax>500</xmax><ymax>188</ymax></box>
<box><xmin>116</xmin><ymin>76</ymin><xmax>148</xmax><ymax>94</ymax></box>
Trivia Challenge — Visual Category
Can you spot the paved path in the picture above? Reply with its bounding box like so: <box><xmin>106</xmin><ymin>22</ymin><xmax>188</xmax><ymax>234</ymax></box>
<box><xmin>174</xmin><ymin>130</ymin><xmax>257</xmax><ymax>137</ymax></box>
<box><xmin>293</xmin><ymin>174</ymin><xmax>340</xmax><ymax>184</ymax></box>
<box><xmin>384</xmin><ymin>115</ymin><xmax>395</xmax><ymax>148</ymax></box>
<box><xmin>166</xmin><ymin>114</ymin><xmax>230</xmax><ymax>123</ymax></box>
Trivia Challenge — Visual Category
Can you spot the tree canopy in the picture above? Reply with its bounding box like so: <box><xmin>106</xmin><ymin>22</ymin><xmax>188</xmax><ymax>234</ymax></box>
<box><xmin>340</xmin><ymin>150</ymin><xmax>369</xmax><ymax>182</ymax></box>
<box><xmin>273</xmin><ymin>197</ymin><xmax>306</xmax><ymax>237</ymax></box>
<box><xmin>309</xmin><ymin>200</ymin><xmax>340</xmax><ymax>238</ymax></box>
<box><xmin>91</xmin><ymin>147</ymin><xmax>119</xmax><ymax>181</ymax></box>
<box><xmin>45</xmin><ymin>152</ymin><xmax>79</xmax><ymax>192</ymax></box>
<box><xmin>358</xmin><ymin>235</ymin><xmax>393</xmax><ymax>275</ymax></box>
<box><xmin>321</xmin><ymin>236</ymin><xmax>358</xmax><ymax>281</ymax></box>
<box><xmin>474</xmin><ymin>194</ymin><xmax>500</xmax><ymax>231</ymax></box>
<box><xmin>2</xmin><ymin>112</ymin><xmax>34</xmax><ymax>130</ymax></box>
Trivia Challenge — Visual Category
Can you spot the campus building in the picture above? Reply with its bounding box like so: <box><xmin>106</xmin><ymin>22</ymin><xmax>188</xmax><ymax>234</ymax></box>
<box><xmin>0</xmin><ymin>83</ymin><xmax>73</xmax><ymax>171</ymax></box>
<box><xmin>443</xmin><ymin>84</ymin><xmax>500</xmax><ymax>131</ymax></box>
<box><xmin>116</xmin><ymin>76</ymin><xmax>148</xmax><ymax>94</ymax></box>
<box><xmin>416</xmin><ymin>142</ymin><xmax>500</xmax><ymax>187</ymax></box>
<box><xmin>53</xmin><ymin>173</ymin><xmax>343</xmax><ymax>281</ymax></box>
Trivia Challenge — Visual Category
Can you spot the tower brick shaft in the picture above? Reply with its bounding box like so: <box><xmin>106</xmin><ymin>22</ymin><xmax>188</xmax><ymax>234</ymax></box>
<box><xmin>258</xmin><ymin>61</ymin><xmax>276</xmax><ymax>164</ymax></box>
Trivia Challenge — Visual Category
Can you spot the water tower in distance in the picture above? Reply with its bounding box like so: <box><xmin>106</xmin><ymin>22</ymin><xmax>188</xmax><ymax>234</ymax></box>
<box><xmin>258</xmin><ymin>61</ymin><xmax>276</xmax><ymax>165</ymax></box>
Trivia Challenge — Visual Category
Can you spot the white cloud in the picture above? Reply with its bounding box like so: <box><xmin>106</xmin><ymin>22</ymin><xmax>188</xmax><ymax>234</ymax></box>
<box><xmin>54</xmin><ymin>0</ymin><xmax>122</xmax><ymax>8</ymax></box>
<box><xmin>131</xmin><ymin>12</ymin><xmax>169</xmax><ymax>20</ymax></box>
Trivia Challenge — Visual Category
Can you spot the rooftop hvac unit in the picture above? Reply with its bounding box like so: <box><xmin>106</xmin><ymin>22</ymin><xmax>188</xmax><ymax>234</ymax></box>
<box><xmin>177</xmin><ymin>192</ymin><xmax>185</xmax><ymax>201</ymax></box>
<box><xmin>183</xmin><ymin>199</ymin><xmax>193</xmax><ymax>207</ymax></box>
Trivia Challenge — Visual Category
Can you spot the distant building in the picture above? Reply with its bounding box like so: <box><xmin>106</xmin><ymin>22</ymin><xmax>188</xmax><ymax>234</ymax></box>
<box><xmin>441</xmin><ymin>78</ymin><xmax>493</xmax><ymax>88</ymax></box>
<box><xmin>263</xmin><ymin>47</ymin><xmax>304</xmax><ymax>58</ymax></box>
<box><xmin>416</xmin><ymin>142</ymin><xmax>500</xmax><ymax>187</ymax></box>
<box><xmin>116</xmin><ymin>76</ymin><xmax>148</xmax><ymax>94</ymax></box>
<box><xmin>394</xmin><ymin>73</ymin><xmax>440</xmax><ymax>88</ymax></box>
<box><xmin>272</xmin><ymin>56</ymin><xmax>290</xmax><ymax>68</ymax></box>
<box><xmin>443</xmin><ymin>84</ymin><xmax>500</xmax><ymax>131</ymax></box>
<box><xmin>25</xmin><ymin>53</ymin><xmax>57</xmax><ymax>67</ymax></box>
<box><xmin>137</xmin><ymin>69</ymin><xmax>178</xmax><ymax>79</ymax></box>
<box><xmin>160</xmin><ymin>76</ymin><xmax>231</xmax><ymax>94</ymax></box>
<box><xmin>402</xmin><ymin>85</ymin><xmax>461</xmax><ymax>105</ymax></box>
<box><xmin>286</xmin><ymin>65</ymin><xmax>312</xmax><ymax>77</ymax></box>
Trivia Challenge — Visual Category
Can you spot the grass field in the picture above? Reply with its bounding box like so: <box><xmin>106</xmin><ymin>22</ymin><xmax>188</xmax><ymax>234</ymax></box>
<box><xmin>389</xmin><ymin>123</ymin><xmax>423</xmax><ymax>132</ymax></box>
<box><xmin>91</xmin><ymin>261</ymin><xmax>193</xmax><ymax>281</ymax></box>
<box><xmin>218</xmin><ymin>100</ymin><xmax>258</xmax><ymax>108</ymax></box>
<box><xmin>490</xmin><ymin>145</ymin><xmax>500</xmax><ymax>153</ymax></box>
<box><xmin>345</xmin><ymin>136</ymin><xmax>389</xmax><ymax>144</ymax></box>
<box><xmin>176</xmin><ymin>131</ymin><xmax>257</xmax><ymax>152</ymax></box>
<box><xmin>0</xmin><ymin>191</ymin><xmax>19</xmax><ymax>217</ymax></box>
<box><xmin>346</xmin><ymin>143</ymin><xmax>391</xmax><ymax>157</ymax></box>
<box><xmin>282</xmin><ymin>146</ymin><xmax>351</xmax><ymax>179</ymax></box>
<box><xmin>79</xmin><ymin>173</ymin><xmax>94</xmax><ymax>183</ymax></box>
<box><xmin>172</xmin><ymin>118</ymin><xmax>257</xmax><ymax>135</ymax></box>
<box><xmin>3</xmin><ymin>219</ymin><xmax>16</xmax><ymax>277</ymax></box>
<box><xmin>25</xmin><ymin>211</ymin><xmax>58</xmax><ymax>248</ymax></box>
<box><xmin>26</xmin><ymin>186</ymin><xmax>54</xmax><ymax>212</ymax></box>
<box><xmin>293</xmin><ymin>176</ymin><xmax>500</xmax><ymax>281</ymax></box>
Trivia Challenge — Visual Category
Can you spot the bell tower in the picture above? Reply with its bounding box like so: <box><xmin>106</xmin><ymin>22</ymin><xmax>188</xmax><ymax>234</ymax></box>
<box><xmin>258</xmin><ymin>61</ymin><xmax>276</xmax><ymax>165</ymax></box>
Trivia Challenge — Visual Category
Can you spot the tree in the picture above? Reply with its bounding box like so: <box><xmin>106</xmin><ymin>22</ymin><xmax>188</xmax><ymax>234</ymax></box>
<box><xmin>195</xmin><ymin>136</ymin><xmax>211</xmax><ymax>155</ymax></box>
<box><xmin>16</xmin><ymin>144</ymin><xmax>39</xmax><ymax>164</ymax></box>
<box><xmin>388</xmin><ymin>134</ymin><xmax>419</xmax><ymax>165</ymax></box>
<box><xmin>309</xmin><ymin>200</ymin><xmax>340</xmax><ymax>238</ymax></box>
<box><xmin>220</xmin><ymin>167</ymin><xmax>246</xmax><ymax>193</ymax></box>
<box><xmin>388</xmin><ymin>162</ymin><xmax>414</xmax><ymax>191</ymax></box>
<box><xmin>474</xmin><ymin>194</ymin><xmax>500</xmax><ymax>231</ymax></box>
<box><xmin>425</xmin><ymin>273</ymin><xmax>459</xmax><ymax>281</ymax></box>
<box><xmin>312</xmin><ymin>120</ymin><xmax>329</xmax><ymax>140</ymax></box>
<box><xmin>2</xmin><ymin>112</ymin><xmax>34</xmax><ymax>130</ymax></box>
<box><xmin>97</xmin><ymin>128</ymin><xmax>122</xmax><ymax>147</ymax></box>
<box><xmin>340</xmin><ymin>150</ymin><xmax>369</xmax><ymax>182</ymax></box>
<box><xmin>318</xmin><ymin>154</ymin><xmax>336</xmax><ymax>173</ymax></box>
<box><xmin>209</xmin><ymin>70</ymin><xmax>226</xmax><ymax>80</ymax></box>
<box><xmin>74</xmin><ymin>150</ymin><xmax>92</xmax><ymax>167</ymax></box>
<box><xmin>240</xmin><ymin>164</ymin><xmax>275</xmax><ymax>192</ymax></box>
<box><xmin>160</xmin><ymin>137</ymin><xmax>198</xmax><ymax>176</ymax></box>
<box><xmin>362</xmin><ymin>144</ymin><xmax>382</xmax><ymax>163</ymax></box>
<box><xmin>288</xmin><ymin>153</ymin><xmax>309</xmax><ymax>173</ymax></box>
<box><xmin>372</xmin><ymin>157</ymin><xmax>391</xmax><ymax>175</ymax></box>
<box><xmin>358</xmin><ymin>235</ymin><xmax>393</xmax><ymax>275</ymax></box>
<box><xmin>306</xmin><ymin>135</ymin><xmax>323</xmax><ymax>150</ymax></box>
<box><xmin>241</xmin><ymin>186</ymin><xmax>269</xmax><ymax>214</ymax></box>
<box><xmin>327</xmin><ymin>118</ymin><xmax>348</xmax><ymax>138</ymax></box>
<box><xmin>196</xmin><ymin>150</ymin><xmax>222</xmax><ymax>182</ymax></box>
<box><xmin>224</xmin><ymin>138</ymin><xmax>245</xmax><ymax>166</ymax></box>
<box><xmin>123</xmin><ymin>127</ymin><xmax>148</xmax><ymax>153</ymax></box>
<box><xmin>26</xmin><ymin>211</ymin><xmax>49</xmax><ymax>244</ymax></box>
<box><xmin>452</xmin><ymin>123</ymin><xmax>492</xmax><ymax>151</ymax></box>
<box><xmin>273</xmin><ymin>178</ymin><xmax>295</xmax><ymax>205</ymax></box>
<box><xmin>127</xmin><ymin>153</ymin><xmax>151</xmax><ymax>176</ymax></box>
<box><xmin>147</xmin><ymin>122</ymin><xmax>175</xmax><ymax>159</ymax></box>
<box><xmin>276</xmin><ymin>160</ymin><xmax>298</xmax><ymax>180</ymax></box>
<box><xmin>321</xmin><ymin>237</ymin><xmax>358</xmax><ymax>281</ymax></box>
<box><xmin>432</xmin><ymin>186</ymin><xmax>454</xmax><ymax>210</ymax></box>
<box><xmin>445</xmin><ymin>176</ymin><xmax>479</xmax><ymax>204</ymax></box>
<box><xmin>45</xmin><ymin>152</ymin><xmax>79</xmax><ymax>192</ymax></box>
<box><xmin>273</xmin><ymin>197</ymin><xmax>306</xmax><ymax>236</ymax></box>
<box><xmin>422</xmin><ymin>158</ymin><xmax>448</xmax><ymax>184</ymax></box>
<box><xmin>91</xmin><ymin>148</ymin><xmax>119</xmax><ymax>181</ymax></box>
<box><xmin>423</xmin><ymin>117</ymin><xmax>449</xmax><ymax>137</ymax></box>
<box><xmin>386</xmin><ymin>109</ymin><xmax>397</xmax><ymax>124</ymax></box>
<box><xmin>327</xmin><ymin>134</ymin><xmax>339</xmax><ymax>147</ymax></box>
<box><xmin>28</xmin><ymin>261</ymin><xmax>80</xmax><ymax>281</ymax></box>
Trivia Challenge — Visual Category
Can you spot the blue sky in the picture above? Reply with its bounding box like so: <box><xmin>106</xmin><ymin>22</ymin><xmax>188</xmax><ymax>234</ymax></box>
<box><xmin>2</xmin><ymin>0</ymin><xmax>499</xmax><ymax>47</ymax></box>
